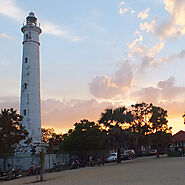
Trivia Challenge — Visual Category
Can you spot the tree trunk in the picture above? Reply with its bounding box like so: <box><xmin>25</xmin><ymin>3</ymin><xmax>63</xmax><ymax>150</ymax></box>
<box><xmin>40</xmin><ymin>163</ymin><xmax>43</xmax><ymax>182</ymax></box>
<box><xmin>156</xmin><ymin>146</ymin><xmax>160</xmax><ymax>158</ymax></box>
<box><xmin>3</xmin><ymin>157</ymin><xmax>7</xmax><ymax>171</ymax></box>
<box><xmin>117</xmin><ymin>148</ymin><xmax>121</xmax><ymax>163</ymax></box>
<box><xmin>40</xmin><ymin>150</ymin><xmax>45</xmax><ymax>182</ymax></box>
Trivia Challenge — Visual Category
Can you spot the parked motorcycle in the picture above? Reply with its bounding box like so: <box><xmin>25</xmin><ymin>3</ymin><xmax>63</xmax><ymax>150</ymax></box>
<box><xmin>28</xmin><ymin>164</ymin><xmax>40</xmax><ymax>175</ymax></box>
<box><xmin>50</xmin><ymin>162</ymin><xmax>64</xmax><ymax>172</ymax></box>
<box><xmin>70</xmin><ymin>158</ymin><xmax>81</xmax><ymax>169</ymax></box>
<box><xmin>0</xmin><ymin>168</ymin><xmax>22</xmax><ymax>181</ymax></box>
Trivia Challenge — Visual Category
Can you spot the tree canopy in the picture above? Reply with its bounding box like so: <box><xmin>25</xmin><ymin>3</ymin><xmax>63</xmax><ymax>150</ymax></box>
<box><xmin>0</xmin><ymin>108</ymin><xmax>29</xmax><ymax>169</ymax></box>
<box><xmin>61</xmin><ymin>119</ymin><xmax>106</xmax><ymax>153</ymax></box>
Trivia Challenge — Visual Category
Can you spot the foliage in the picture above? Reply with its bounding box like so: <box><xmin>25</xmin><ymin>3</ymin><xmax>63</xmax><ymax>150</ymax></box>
<box><xmin>99</xmin><ymin>106</ymin><xmax>131</xmax><ymax>163</ymax></box>
<box><xmin>42</xmin><ymin>128</ymin><xmax>62</xmax><ymax>153</ymax></box>
<box><xmin>61</xmin><ymin>119</ymin><xmax>106</xmax><ymax>153</ymax></box>
<box><xmin>0</xmin><ymin>108</ymin><xmax>29</xmax><ymax>169</ymax></box>
<box><xmin>130</xmin><ymin>103</ymin><xmax>151</xmax><ymax>134</ymax></box>
<box><xmin>148</xmin><ymin>104</ymin><xmax>170</xmax><ymax>133</ymax></box>
<box><xmin>129</xmin><ymin>103</ymin><xmax>151</xmax><ymax>151</ymax></box>
<box><xmin>99</xmin><ymin>107</ymin><xmax>128</xmax><ymax>129</ymax></box>
<box><xmin>42</xmin><ymin>128</ymin><xmax>56</xmax><ymax>143</ymax></box>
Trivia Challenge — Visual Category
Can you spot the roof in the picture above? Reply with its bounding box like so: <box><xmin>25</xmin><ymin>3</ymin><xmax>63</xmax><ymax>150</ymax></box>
<box><xmin>171</xmin><ymin>130</ymin><xmax>185</xmax><ymax>143</ymax></box>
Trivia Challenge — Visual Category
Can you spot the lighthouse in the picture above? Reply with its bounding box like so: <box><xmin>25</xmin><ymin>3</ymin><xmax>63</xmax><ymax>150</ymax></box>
<box><xmin>20</xmin><ymin>12</ymin><xmax>42</xmax><ymax>145</ymax></box>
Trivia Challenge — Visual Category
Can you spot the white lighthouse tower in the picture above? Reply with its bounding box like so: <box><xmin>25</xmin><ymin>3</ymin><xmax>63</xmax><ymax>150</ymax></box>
<box><xmin>20</xmin><ymin>12</ymin><xmax>42</xmax><ymax>145</ymax></box>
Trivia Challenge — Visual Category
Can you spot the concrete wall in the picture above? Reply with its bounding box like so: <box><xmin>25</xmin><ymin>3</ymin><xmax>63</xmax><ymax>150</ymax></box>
<box><xmin>0</xmin><ymin>153</ymin><xmax>69</xmax><ymax>171</ymax></box>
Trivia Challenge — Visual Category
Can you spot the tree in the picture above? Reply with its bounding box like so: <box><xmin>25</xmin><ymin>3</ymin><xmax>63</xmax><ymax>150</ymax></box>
<box><xmin>130</xmin><ymin>103</ymin><xmax>151</xmax><ymax>152</ymax></box>
<box><xmin>42</xmin><ymin>128</ymin><xmax>56</xmax><ymax>143</ymax></box>
<box><xmin>148</xmin><ymin>104</ymin><xmax>170</xmax><ymax>133</ymax></box>
<box><xmin>148</xmin><ymin>104</ymin><xmax>172</xmax><ymax>157</ymax></box>
<box><xmin>0</xmin><ymin>108</ymin><xmax>29</xmax><ymax>170</ymax></box>
<box><xmin>61</xmin><ymin>119</ymin><xmax>106</xmax><ymax>160</ymax></box>
<box><xmin>99</xmin><ymin>107</ymin><xmax>131</xmax><ymax>163</ymax></box>
<box><xmin>146</xmin><ymin>131</ymin><xmax>171</xmax><ymax>156</ymax></box>
<box><xmin>39</xmin><ymin>149</ymin><xmax>45</xmax><ymax>182</ymax></box>
<box><xmin>42</xmin><ymin>128</ymin><xmax>62</xmax><ymax>153</ymax></box>
<box><xmin>183</xmin><ymin>113</ymin><xmax>185</xmax><ymax>124</ymax></box>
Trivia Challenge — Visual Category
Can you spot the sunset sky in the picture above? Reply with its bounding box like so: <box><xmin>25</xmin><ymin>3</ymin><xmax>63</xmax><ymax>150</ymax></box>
<box><xmin>0</xmin><ymin>0</ymin><xmax>185</xmax><ymax>134</ymax></box>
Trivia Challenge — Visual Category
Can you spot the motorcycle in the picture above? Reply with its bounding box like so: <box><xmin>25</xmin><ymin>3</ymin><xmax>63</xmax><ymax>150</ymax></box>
<box><xmin>28</xmin><ymin>164</ymin><xmax>40</xmax><ymax>175</ymax></box>
<box><xmin>70</xmin><ymin>159</ymin><xmax>81</xmax><ymax>169</ymax></box>
<box><xmin>0</xmin><ymin>168</ymin><xmax>22</xmax><ymax>181</ymax></box>
<box><xmin>50</xmin><ymin>162</ymin><xmax>64</xmax><ymax>172</ymax></box>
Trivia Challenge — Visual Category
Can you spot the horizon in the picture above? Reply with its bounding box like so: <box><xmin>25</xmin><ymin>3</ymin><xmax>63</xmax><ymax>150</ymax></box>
<box><xmin>0</xmin><ymin>0</ymin><xmax>185</xmax><ymax>134</ymax></box>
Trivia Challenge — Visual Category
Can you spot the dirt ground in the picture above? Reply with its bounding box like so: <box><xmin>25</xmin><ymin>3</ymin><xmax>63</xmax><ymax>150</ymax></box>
<box><xmin>1</xmin><ymin>156</ymin><xmax>185</xmax><ymax>185</ymax></box>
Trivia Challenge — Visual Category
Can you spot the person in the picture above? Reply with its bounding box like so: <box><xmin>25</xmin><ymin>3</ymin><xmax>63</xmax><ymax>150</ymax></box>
<box><xmin>89</xmin><ymin>155</ymin><xmax>93</xmax><ymax>167</ymax></box>
<box><xmin>29</xmin><ymin>164</ymin><xmax>36</xmax><ymax>175</ymax></box>
<box><xmin>7</xmin><ymin>163</ymin><xmax>11</xmax><ymax>171</ymax></box>
<box><xmin>0</xmin><ymin>168</ymin><xmax>2</xmax><ymax>176</ymax></box>
<box><xmin>97</xmin><ymin>157</ymin><xmax>102</xmax><ymax>166</ymax></box>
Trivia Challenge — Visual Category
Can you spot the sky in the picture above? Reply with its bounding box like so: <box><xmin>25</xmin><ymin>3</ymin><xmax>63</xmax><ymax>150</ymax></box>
<box><xmin>0</xmin><ymin>0</ymin><xmax>185</xmax><ymax>134</ymax></box>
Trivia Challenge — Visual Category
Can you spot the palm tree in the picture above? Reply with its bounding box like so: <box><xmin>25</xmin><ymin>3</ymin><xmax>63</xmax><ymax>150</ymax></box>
<box><xmin>99</xmin><ymin>106</ymin><xmax>131</xmax><ymax>163</ymax></box>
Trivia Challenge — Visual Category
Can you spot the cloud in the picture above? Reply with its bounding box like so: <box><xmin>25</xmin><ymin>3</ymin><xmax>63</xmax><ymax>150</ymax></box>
<box><xmin>164</xmin><ymin>0</ymin><xmax>185</xmax><ymax>27</ymax></box>
<box><xmin>160</xmin><ymin>101</ymin><xmax>185</xmax><ymax>118</ymax></box>
<box><xmin>119</xmin><ymin>1</ymin><xmax>135</xmax><ymax>16</ymax></box>
<box><xmin>135</xmin><ymin>1</ymin><xmax>185</xmax><ymax>39</ymax></box>
<box><xmin>128</xmin><ymin>39</ymin><xmax>164</xmax><ymax>58</ymax></box>
<box><xmin>157</xmin><ymin>76</ymin><xmax>185</xmax><ymax>100</ymax></box>
<box><xmin>0</xmin><ymin>96</ymin><xmax>19</xmax><ymax>108</ymax></box>
<box><xmin>42</xmin><ymin>98</ymin><xmax>113</xmax><ymax>132</ymax></box>
<box><xmin>140</xmin><ymin>48</ymin><xmax>185</xmax><ymax>69</ymax></box>
<box><xmin>89</xmin><ymin>61</ymin><xmax>133</xmax><ymax>99</ymax></box>
<box><xmin>119</xmin><ymin>8</ymin><xmax>128</xmax><ymax>15</ymax></box>
<box><xmin>1</xmin><ymin>94</ymin><xmax>184</xmax><ymax>133</ymax></box>
<box><xmin>89</xmin><ymin>76</ymin><xmax>121</xmax><ymax>99</ymax></box>
<box><xmin>130</xmin><ymin>10</ymin><xmax>136</xmax><ymax>14</ymax></box>
<box><xmin>131</xmin><ymin>76</ymin><xmax>185</xmax><ymax>121</ymax></box>
<box><xmin>0</xmin><ymin>0</ymin><xmax>81</xmax><ymax>42</ymax></box>
<box><xmin>0</xmin><ymin>96</ymin><xmax>112</xmax><ymax>133</ymax></box>
<box><xmin>0</xmin><ymin>33</ymin><xmax>10</xmax><ymax>38</ymax></box>
<box><xmin>120</xmin><ymin>1</ymin><xmax>125</xmax><ymax>5</ymax></box>
<box><xmin>127</xmin><ymin>35</ymin><xmax>143</xmax><ymax>49</ymax></box>
<box><xmin>0</xmin><ymin>0</ymin><xmax>25</xmax><ymax>22</ymax></box>
<box><xmin>140</xmin><ymin>19</ymin><xmax>156</xmax><ymax>32</ymax></box>
<box><xmin>132</xmin><ymin>77</ymin><xmax>185</xmax><ymax>104</ymax></box>
<box><xmin>112</xmin><ymin>60</ymin><xmax>133</xmax><ymax>89</ymax></box>
<box><xmin>132</xmin><ymin>87</ymin><xmax>160</xmax><ymax>104</ymax></box>
<box><xmin>138</xmin><ymin>8</ymin><xmax>150</xmax><ymax>19</ymax></box>
<box><xmin>41</xmin><ymin>21</ymin><xmax>82</xmax><ymax>42</ymax></box>
<box><xmin>156</xmin><ymin>0</ymin><xmax>185</xmax><ymax>38</ymax></box>
<box><xmin>0</xmin><ymin>33</ymin><xmax>15</xmax><ymax>41</ymax></box>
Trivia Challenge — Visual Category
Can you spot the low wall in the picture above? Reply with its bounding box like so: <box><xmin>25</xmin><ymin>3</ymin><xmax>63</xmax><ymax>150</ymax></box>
<box><xmin>0</xmin><ymin>153</ymin><xmax>69</xmax><ymax>170</ymax></box>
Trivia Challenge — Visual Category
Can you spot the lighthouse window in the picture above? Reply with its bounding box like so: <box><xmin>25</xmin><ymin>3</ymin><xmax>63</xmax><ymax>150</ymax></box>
<box><xmin>26</xmin><ymin>34</ymin><xmax>29</xmax><ymax>40</ymax></box>
<box><xmin>25</xmin><ymin>57</ymin><xmax>28</xmax><ymax>63</ymax></box>
<box><xmin>24</xmin><ymin>83</ymin><xmax>28</xmax><ymax>89</ymax></box>
<box><xmin>23</xmin><ymin>109</ymin><xmax>26</xmax><ymax>116</ymax></box>
<box><xmin>28</xmin><ymin>32</ymin><xmax>32</xmax><ymax>39</ymax></box>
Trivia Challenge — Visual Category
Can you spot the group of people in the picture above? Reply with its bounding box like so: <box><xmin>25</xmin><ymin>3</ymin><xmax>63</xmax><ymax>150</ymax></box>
<box><xmin>70</xmin><ymin>155</ymin><xmax>104</xmax><ymax>169</ymax></box>
<box><xmin>88</xmin><ymin>156</ymin><xmax>104</xmax><ymax>167</ymax></box>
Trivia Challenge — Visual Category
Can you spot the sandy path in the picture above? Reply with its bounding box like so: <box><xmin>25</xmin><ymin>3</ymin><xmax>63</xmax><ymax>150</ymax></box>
<box><xmin>1</xmin><ymin>156</ymin><xmax>185</xmax><ymax>185</ymax></box>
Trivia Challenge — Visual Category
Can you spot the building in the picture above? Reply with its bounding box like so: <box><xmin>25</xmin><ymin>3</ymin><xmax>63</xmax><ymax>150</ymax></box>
<box><xmin>20</xmin><ymin>12</ymin><xmax>42</xmax><ymax>146</ymax></box>
<box><xmin>171</xmin><ymin>130</ymin><xmax>185</xmax><ymax>149</ymax></box>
